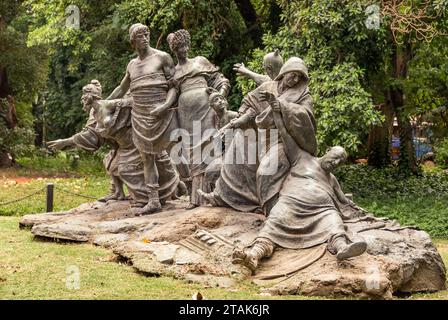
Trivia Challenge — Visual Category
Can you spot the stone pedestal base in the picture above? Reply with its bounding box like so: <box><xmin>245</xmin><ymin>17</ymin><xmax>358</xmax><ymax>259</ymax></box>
<box><xmin>19</xmin><ymin>199</ymin><xmax>446</xmax><ymax>299</ymax></box>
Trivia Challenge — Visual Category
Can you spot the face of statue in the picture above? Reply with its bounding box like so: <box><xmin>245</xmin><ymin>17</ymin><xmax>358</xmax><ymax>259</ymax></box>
<box><xmin>175</xmin><ymin>43</ymin><xmax>189</xmax><ymax>60</ymax></box>
<box><xmin>263</xmin><ymin>61</ymin><xmax>274</xmax><ymax>80</ymax></box>
<box><xmin>320</xmin><ymin>147</ymin><xmax>347</xmax><ymax>173</ymax></box>
<box><xmin>282</xmin><ymin>71</ymin><xmax>301</xmax><ymax>88</ymax></box>
<box><xmin>81</xmin><ymin>93</ymin><xmax>93</xmax><ymax>112</ymax></box>
<box><xmin>134</xmin><ymin>30</ymin><xmax>149</xmax><ymax>51</ymax></box>
<box><xmin>210</xmin><ymin>94</ymin><xmax>227</xmax><ymax>110</ymax></box>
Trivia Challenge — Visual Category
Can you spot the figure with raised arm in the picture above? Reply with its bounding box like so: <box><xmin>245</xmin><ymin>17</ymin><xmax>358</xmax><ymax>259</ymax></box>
<box><xmin>199</xmin><ymin>57</ymin><xmax>317</xmax><ymax>215</ymax></box>
<box><xmin>233</xmin><ymin>49</ymin><xmax>283</xmax><ymax>87</ymax></box>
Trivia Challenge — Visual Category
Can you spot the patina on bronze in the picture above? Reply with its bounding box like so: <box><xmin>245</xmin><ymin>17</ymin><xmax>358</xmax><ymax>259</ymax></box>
<box><xmin>160</xmin><ymin>29</ymin><xmax>231</xmax><ymax>210</ymax></box>
<box><xmin>107</xmin><ymin>23</ymin><xmax>180</xmax><ymax>214</ymax></box>
<box><xmin>233</xmin><ymin>49</ymin><xmax>283</xmax><ymax>87</ymax></box>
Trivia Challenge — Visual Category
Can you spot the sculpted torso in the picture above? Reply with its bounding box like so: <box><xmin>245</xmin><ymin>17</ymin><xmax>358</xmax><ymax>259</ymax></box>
<box><xmin>127</xmin><ymin>50</ymin><xmax>170</xmax><ymax>80</ymax></box>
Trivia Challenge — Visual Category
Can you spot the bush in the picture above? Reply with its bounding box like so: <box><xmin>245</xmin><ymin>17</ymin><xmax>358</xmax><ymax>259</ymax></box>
<box><xmin>434</xmin><ymin>138</ymin><xmax>448</xmax><ymax>169</ymax></box>
<box><xmin>16</xmin><ymin>150</ymin><xmax>107</xmax><ymax>177</ymax></box>
<box><xmin>335</xmin><ymin>164</ymin><xmax>448</xmax><ymax>237</ymax></box>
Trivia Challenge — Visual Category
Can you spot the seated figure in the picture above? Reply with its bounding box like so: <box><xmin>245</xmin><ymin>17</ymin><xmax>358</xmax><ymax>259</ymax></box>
<box><xmin>232</xmin><ymin>91</ymin><xmax>367</xmax><ymax>272</ymax></box>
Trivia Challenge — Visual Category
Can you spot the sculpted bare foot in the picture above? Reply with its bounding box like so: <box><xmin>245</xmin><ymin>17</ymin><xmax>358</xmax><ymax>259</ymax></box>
<box><xmin>98</xmin><ymin>193</ymin><xmax>120</xmax><ymax>203</ymax></box>
<box><xmin>135</xmin><ymin>200</ymin><xmax>162</xmax><ymax>216</ymax></box>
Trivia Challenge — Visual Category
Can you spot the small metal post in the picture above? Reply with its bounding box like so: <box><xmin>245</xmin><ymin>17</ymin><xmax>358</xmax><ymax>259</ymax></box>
<box><xmin>71</xmin><ymin>154</ymin><xmax>80</xmax><ymax>169</ymax></box>
<box><xmin>46</xmin><ymin>183</ymin><xmax>54</xmax><ymax>212</ymax></box>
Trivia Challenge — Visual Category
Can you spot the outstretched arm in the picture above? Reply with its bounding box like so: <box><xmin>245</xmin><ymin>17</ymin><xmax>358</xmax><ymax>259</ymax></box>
<box><xmin>234</xmin><ymin>63</ymin><xmax>270</xmax><ymax>86</ymax></box>
<box><xmin>107</xmin><ymin>67</ymin><xmax>131</xmax><ymax>100</ymax></box>
<box><xmin>331</xmin><ymin>175</ymin><xmax>350</xmax><ymax>205</ymax></box>
<box><xmin>331</xmin><ymin>175</ymin><xmax>368</xmax><ymax>215</ymax></box>
<box><xmin>47</xmin><ymin>137</ymin><xmax>76</xmax><ymax>150</ymax></box>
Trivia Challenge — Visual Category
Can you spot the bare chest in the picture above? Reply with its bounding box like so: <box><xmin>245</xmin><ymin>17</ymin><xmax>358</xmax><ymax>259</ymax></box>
<box><xmin>129</xmin><ymin>55</ymin><xmax>165</xmax><ymax>80</ymax></box>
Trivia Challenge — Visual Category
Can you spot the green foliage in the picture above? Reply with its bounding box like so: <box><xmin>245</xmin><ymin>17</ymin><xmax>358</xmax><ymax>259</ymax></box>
<box><xmin>434</xmin><ymin>138</ymin><xmax>448</xmax><ymax>169</ymax></box>
<box><xmin>0</xmin><ymin>124</ymin><xmax>35</xmax><ymax>159</ymax></box>
<box><xmin>0</xmin><ymin>1</ymin><xmax>49</xmax><ymax>160</ymax></box>
<box><xmin>311</xmin><ymin>63</ymin><xmax>383</xmax><ymax>155</ymax></box>
<box><xmin>335</xmin><ymin>164</ymin><xmax>448</xmax><ymax>237</ymax></box>
<box><xmin>25</xmin><ymin>0</ymin><xmax>253</xmax><ymax>138</ymax></box>
<box><xmin>236</xmin><ymin>0</ymin><xmax>384</xmax><ymax>156</ymax></box>
<box><xmin>16</xmin><ymin>150</ymin><xmax>107</xmax><ymax>177</ymax></box>
<box><xmin>404</xmin><ymin>37</ymin><xmax>448</xmax><ymax>141</ymax></box>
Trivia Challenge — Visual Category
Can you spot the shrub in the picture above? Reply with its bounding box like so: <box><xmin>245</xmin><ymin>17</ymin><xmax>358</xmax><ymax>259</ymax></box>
<box><xmin>434</xmin><ymin>137</ymin><xmax>448</xmax><ymax>169</ymax></box>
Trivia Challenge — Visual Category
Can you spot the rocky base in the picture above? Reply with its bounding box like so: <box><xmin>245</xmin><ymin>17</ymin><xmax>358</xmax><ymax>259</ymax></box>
<box><xmin>19</xmin><ymin>199</ymin><xmax>446</xmax><ymax>299</ymax></box>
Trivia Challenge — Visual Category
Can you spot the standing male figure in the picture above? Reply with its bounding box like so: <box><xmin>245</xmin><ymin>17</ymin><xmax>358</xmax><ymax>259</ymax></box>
<box><xmin>108</xmin><ymin>23</ymin><xmax>180</xmax><ymax>214</ymax></box>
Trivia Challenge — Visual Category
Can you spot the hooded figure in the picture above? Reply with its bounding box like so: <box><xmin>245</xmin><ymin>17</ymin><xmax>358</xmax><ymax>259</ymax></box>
<box><xmin>199</xmin><ymin>57</ymin><xmax>317</xmax><ymax>215</ymax></box>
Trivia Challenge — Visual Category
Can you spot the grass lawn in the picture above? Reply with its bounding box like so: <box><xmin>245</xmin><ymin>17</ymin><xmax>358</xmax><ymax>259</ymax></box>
<box><xmin>0</xmin><ymin>216</ymin><xmax>447</xmax><ymax>300</ymax></box>
<box><xmin>1</xmin><ymin>162</ymin><xmax>448</xmax><ymax>299</ymax></box>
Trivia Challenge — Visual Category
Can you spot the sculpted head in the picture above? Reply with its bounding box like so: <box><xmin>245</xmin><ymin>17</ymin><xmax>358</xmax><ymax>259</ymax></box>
<box><xmin>319</xmin><ymin>146</ymin><xmax>348</xmax><ymax>173</ymax></box>
<box><xmin>263</xmin><ymin>49</ymin><xmax>283</xmax><ymax>80</ymax></box>
<box><xmin>275</xmin><ymin>57</ymin><xmax>309</xmax><ymax>88</ymax></box>
<box><xmin>81</xmin><ymin>80</ymin><xmax>102</xmax><ymax>112</ymax></box>
<box><xmin>206</xmin><ymin>87</ymin><xmax>228</xmax><ymax>112</ymax></box>
<box><xmin>167</xmin><ymin>29</ymin><xmax>191</xmax><ymax>61</ymax></box>
<box><xmin>129</xmin><ymin>23</ymin><xmax>150</xmax><ymax>51</ymax></box>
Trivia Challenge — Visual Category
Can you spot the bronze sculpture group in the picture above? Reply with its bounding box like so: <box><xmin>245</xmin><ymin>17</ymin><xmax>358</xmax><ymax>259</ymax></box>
<box><xmin>48</xmin><ymin>24</ymin><xmax>368</xmax><ymax>274</ymax></box>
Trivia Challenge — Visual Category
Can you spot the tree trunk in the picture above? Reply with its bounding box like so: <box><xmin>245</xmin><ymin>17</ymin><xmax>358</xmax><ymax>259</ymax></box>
<box><xmin>367</xmin><ymin>103</ymin><xmax>394</xmax><ymax>167</ymax></box>
<box><xmin>389</xmin><ymin>42</ymin><xmax>418</xmax><ymax>173</ymax></box>
<box><xmin>234</xmin><ymin>0</ymin><xmax>262</xmax><ymax>47</ymax></box>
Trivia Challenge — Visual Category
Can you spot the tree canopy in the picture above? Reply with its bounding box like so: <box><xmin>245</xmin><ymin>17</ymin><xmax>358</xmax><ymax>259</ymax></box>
<box><xmin>1</xmin><ymin>0</ymin><xmax>447</xmax><ymax>171</ymax></box>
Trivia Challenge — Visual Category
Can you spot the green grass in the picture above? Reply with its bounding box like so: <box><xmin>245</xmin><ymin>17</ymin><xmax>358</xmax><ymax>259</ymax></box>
<box><xmin>1</xmin><ymin>163</ymin><xmax>448</xmax><ymax>299</ymax></box>
<box><xmin>0</xmin><ymin>216</ymin><xmax>446</xmax><ymax>300</ymax></box>
<box><xmin>0</xmin><ymin>176</ymin><xmax>110</xmax><ymax>216</ymax></box>
<box><xmin>0</xmin><ymin>216</ymin><xmax>309</xmax><ymax>300</ymax></box>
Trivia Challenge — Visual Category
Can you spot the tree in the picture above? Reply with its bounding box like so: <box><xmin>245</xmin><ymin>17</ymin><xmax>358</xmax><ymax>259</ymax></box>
<box><xmin>237</xmin><ymin>0</ymin><xmax>385</xmax><ymax>157</ymax></box>
<box><xmin>25</xmin><ymin>0</ymin><xmax>255</xmax><ymax>139</ymax></box>
<box><xmin>369</xmin><ymin>0</ymin><xmax>448</xmax><ymax>173</ymax></box>
<box><xmin>237</xmin><ymin>0</ymin><xmax>448</xmax><ymax>172</ymax></box>
<box><xmin>0</xmin><ymin>0</ymin><xmax>48</xmax><ymax>166</ymax></box>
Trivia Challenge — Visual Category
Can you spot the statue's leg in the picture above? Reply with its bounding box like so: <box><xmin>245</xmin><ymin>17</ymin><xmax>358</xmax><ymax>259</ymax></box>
<box><xmin>232</xmin><ymin>237</ymin><xmax>275</xmax><ymax>274</ymax></box>
<box><xmin>98</xmin><ymin>175</ymin><xmax>126</xmax><ymax>202</ymax></box>
<box><xmin>138</xmin><ymin>152</ymin><xmax>162</xmax><ymax>215</ymax></box>
<box><xmin>112</xmin><ymin>175</ymin><xmax>126</xmax><ymax>200</ymax></box>
<box><xmin>186</xmin><ymin>174</ymin><xmax>206</xmax><ymax>210</ymax></box>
